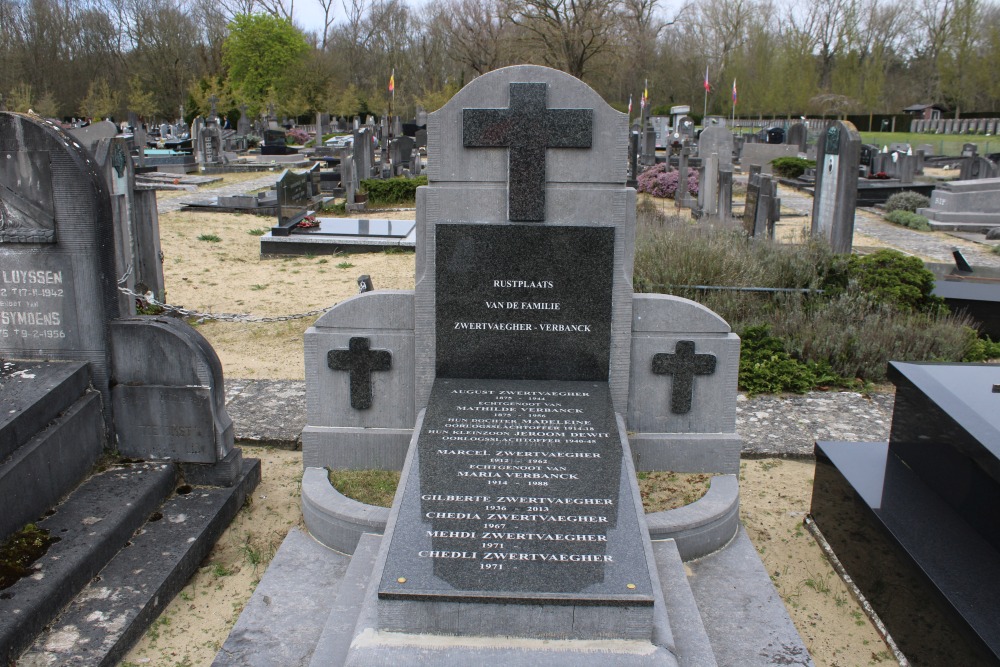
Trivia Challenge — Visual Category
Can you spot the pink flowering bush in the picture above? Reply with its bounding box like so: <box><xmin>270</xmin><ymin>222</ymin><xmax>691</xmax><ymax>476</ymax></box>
<box><xmin>636</xmin><ymin>163</ymin><xmax>699</xmax><ymax>199</ymax></box>
<box><xmin>286</xmin><ymin>127</ymin><xmax>311</xmax><ymax>145</ymax></box>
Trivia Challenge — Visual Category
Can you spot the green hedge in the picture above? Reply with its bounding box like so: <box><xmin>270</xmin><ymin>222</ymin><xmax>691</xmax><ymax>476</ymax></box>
<box><xmin>360</xmin><ymin>176</ymin><xmax>427</xmax><ymax>204</ymax></box>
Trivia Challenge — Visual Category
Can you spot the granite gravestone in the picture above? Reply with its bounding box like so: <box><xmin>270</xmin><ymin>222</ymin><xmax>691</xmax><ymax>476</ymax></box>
<box><xmin>786</xmin><ymin>123</ymin><xmax>807</xmax><ymax>152</ymax></box>
<box><xmin>811</xmin><ymin>120</ymin><xmax>860</xmax><ymax>253</ymax></box>
<box><xmin>300</xmin><ymin>68</ymin><xmax>742</xmax><ymax>664</ymax></box>
<box><xmin>0</xmin><ymin>111</ymin><xmax>252</xmax><ymax>483</ymax></box>
<box><xmin>1</xmin><ymin>113</ymin><xmax>121</xmax><ymax>415</ymax></box>
<box><xmin>380</xmin><ymin>65</ymin><xmax>659</xmax><ymax>646</ymax></box>
<box><xmin>697</xmin><ymin>125</ymin><xmax>733</xmax><ymax>168</ymax></box>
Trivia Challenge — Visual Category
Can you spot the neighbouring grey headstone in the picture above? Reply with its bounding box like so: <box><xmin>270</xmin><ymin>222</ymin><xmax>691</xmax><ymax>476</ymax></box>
<box><xmin>718</xmin><ymin>168</ymin><xmax>733</xmax><ymax>219</ymax></box>
<box><xmin>811</xmin><ymin>120</ymin><xmax>861</xmax><ymax>253</ymax></box>
<box><xmin>917</xmin><ymin>177</ymin><xmax>1000</xmax><ymax>226</ymax></box>
<box><xmin>786</xmin><ymin>123</ymin><xmax>807</xmax><ymax>152</ymax></box>
<box><xmin>740</xmin><ymin>143</ymin><xmax>800</xmax><ymax>174</ymax></box>
<box><xmin>698</xmin><ymin>125</ymin><xmax>734</xmax><ymax>167</ymax></box>
<box><xmin>90</xmin><ymin>136</ymin><xmax>164</xmax><ymax>315</ymax></box>
<box><xmin>1</xmin><ymin>112</ymin><xmax>121</xmax><ymax>417</ymax></box>
<box><xmin>960</xmin><ymin>155</ymin><xmax>998</xmax><ymax>180</ymax></box>
<box><xmin>111</xmin><ymin>317</ymin><xmax>238</xmax><ymax>481</ymax></box>
<box><xmin>66</xmin><ymin>120</ymin><xmax>118</xmax><ymax>148</ymax></box>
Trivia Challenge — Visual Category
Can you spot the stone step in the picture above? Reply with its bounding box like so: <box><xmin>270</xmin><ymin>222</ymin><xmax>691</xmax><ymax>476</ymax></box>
<box><xmin>19</xmin><ymin>457</ymin><xmax>261</xmax><ymax>667</ymax></box>
<box><xmin>0</xmin><ymin>360</ymin><xmax>91</xmax><ymax>462</ymax></box>
<box><xmin>212</xmin><ymin>527</ymin><xmax>350</xmax><ymax>667</ymax></box>
<box><xmin>652</xmin><ymin>540</ymin><xmax>717</xmax><ymax>667</ymax></box>
<box><xmin>0</xmin><ymin>462</ymin><xmax>178</xmax><ymax>664</ymax></box>
<box><xmin>686</xmin><ymin>528</ymin><xmax>813</xmax><ymax>667</ymax></box>
<box><xmin>0</xmin><ymin>389</ymin><xmax>105</xmax><ymax>542</ymax></box>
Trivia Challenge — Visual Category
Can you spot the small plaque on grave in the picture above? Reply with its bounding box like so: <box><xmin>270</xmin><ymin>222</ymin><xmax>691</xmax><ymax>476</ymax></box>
<box><xmin>435</xmin><ymin>224</ymin><xmax>614</xmax><ymax>381</ymax></box>
<box><xmin>0</xmin><ymin>253</ymin><xmax>78</xmax><ymax>351</ymax></box>
<box><xmin>379</xmin><ymin>378</ymin><xmax>653</xmax><ymax>607</ymax></box>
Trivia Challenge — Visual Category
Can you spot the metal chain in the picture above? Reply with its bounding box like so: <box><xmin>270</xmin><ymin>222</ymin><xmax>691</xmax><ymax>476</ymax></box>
<box><xmin>117</xmin><ymin>284</ymin><xmax>335</xmax><ymax>323</ymax></box>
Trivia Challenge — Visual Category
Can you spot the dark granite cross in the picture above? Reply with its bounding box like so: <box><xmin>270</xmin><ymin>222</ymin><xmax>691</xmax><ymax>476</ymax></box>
<box><xmin>463</xmin><ymin>82</ymin><xmax>592</xmax><ymax>222</ymax></box>
<box><xmin>652</xmin><ymin>340</ymin><xmax>717</xmax><ymax>414</ymax></box>
<box><xmin>207</xmin><ymin>95</ymin><xmax>219</xmax><ymax>119</ymax></box>
<box><xmin>327</xmin><ymin>337</ymin><xmax>392</xmax><ymax>410</ymax></box>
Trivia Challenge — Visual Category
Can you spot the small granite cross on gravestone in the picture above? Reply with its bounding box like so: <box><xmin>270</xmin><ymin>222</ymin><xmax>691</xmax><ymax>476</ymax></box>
<box><xmin>327</xmin><ymin>336</ymin><xmax>392</xmax><ymax>409</ymax></box>
<box><xmin>651</xmin><ymin>340</ymin><xmax>717</xmax><ymax>414</ymax></box>
<box><xmin>463</xmin><ymin>82</ymin><xmax>592</xmax><ymax>222</ymax></box>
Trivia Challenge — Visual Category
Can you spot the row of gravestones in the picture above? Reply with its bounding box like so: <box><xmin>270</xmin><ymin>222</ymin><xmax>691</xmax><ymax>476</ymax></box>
<box><xmin>632</xmin><ymin>119</ymin><xmax>858</xmax><ymax>253</ymax></box>
<box><xmin>913</xmin><ymin>117</ymin><xmax>1000</xmax><ymax>134</ymax></box>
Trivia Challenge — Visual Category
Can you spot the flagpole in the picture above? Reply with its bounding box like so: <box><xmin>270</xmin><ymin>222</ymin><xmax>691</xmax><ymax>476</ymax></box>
<box><xmin>703</xmin><ymin>65</ymin><xmax>709</xmax><ymax>122</ymax></box>
<box><xmin>388</xmin><ymin>68</ymin><xmax>395</xmax><ymax>138</ymax></box>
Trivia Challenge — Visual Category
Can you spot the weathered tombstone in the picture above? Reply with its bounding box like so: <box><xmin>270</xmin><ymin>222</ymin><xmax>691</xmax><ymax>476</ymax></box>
<box><xmin>960</xmin><ymin>155</ymin><xmax>998</xmax><ymax>180</ymax></box>
<box><xmin>237</xmin><ymin>103</ymin><xmax>250</xmax><ymax>137</ymax></box>
<box><xmin>262</xmin><ymin>128</ymin><xmax>293</xmax><ymax>155</ymax></box>
<box><xmin>962</xmin><ymin>142</ymin><xmax>978</xmax><ymax>157</ymax></box>
<box><xmin>67</xmin><ymin>120</ymin><xmax>118</xmax><ymax>147</ymax></box>
<box><xmin>698</xmin><ymin>153</ymin><xmax>719</xmax><ymax>216</ymax></box>
<box><xmin>676</xmin><ymin>144</ymin><xmax>692</xmax><ymax>207</ymax></box>
<box><xmin>718</xmin><ymin>167</ymin><xmax>733</xmax><ymax>219</ymax></box>
<box><xmin>811</xmin><ymin>120</ymin><xmax>861</xmax><ymax>253</ymax></box>
<box><xmin>89</xmin><ymin>136</ymin><xmax>165</xmax><ymax>314</ymax></box>
<box><xmin>352</xmin><ymin>127</ymin><xmax>374</xmax><ymax>179</ymax></box>
<box><xmin>0</xmin><ymin>111</ymin><xmax>259</xmax><ymax>664</ymax></box>
<box><xmin>698</xmin><ymin>125</ymin><xmax>734</xmax><ymax>167</ymax></box>
<box><xmin>743</xmin><ymin>172</ymin><xmax>777</xmax><ymax>237</ymax></box>
<box><xmin>390</xmin><ymin>135</ymin><xmax>415</xmax><ymax>175</ymax></box>
<box><xmin>639</xmin><ymin>117</ymin><xmax>656</xmax><ymax>166</ymax></box>
<box><xmin>786</xmin><ymin>122</ymin><xmax>807</xmax><ymax>152</ymax></box>
<box><xmin>989</xmin><ymin>120</ymin><xmax>997</xmax><ymax>135</ymax></box>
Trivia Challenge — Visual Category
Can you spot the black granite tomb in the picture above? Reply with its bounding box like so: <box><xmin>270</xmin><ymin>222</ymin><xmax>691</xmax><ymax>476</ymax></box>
<box><xmin>811</xmin><ymin>362</ymin><xmax>1000</xmax><ymax>665</ymax></box>
<box><xmin>270</xmin><ymin>168</ymin><xmax>318</xmax><ymax>236</ymax></box>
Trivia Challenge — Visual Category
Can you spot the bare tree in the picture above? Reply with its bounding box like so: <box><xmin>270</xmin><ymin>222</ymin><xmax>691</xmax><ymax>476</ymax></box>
<box><xmin>435</xmin><ymin>0</ymin><xmax>514</xmax><ymax>75</ymax></box>
<box><xmin>315</xmin><ymin>0</ymin><xmax>339</xmax><ymax>49</ymax></box>
<box><xmin>505</xmin><ymin>0</ymin><xmax>623</xmax><ymax>79</ymax></box>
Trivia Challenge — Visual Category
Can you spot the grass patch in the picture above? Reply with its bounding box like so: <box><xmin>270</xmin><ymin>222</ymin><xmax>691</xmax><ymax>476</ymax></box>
<box><xmin>636</xmin><ymin>471</ymin><xmax>712</xmax><ymax>512</ymax></box>
<box><xmin>328</xmin><ymin>469</ymin><xmax>401</xmax><ymax>507</ymax></box>
<box><xmin>198</xmin><ymin>234</ymin><xmax>222</xmax><ymax>243</ymax></box>
<box><xmin>336</xmin><ymin>261</ymin><xmax>355</xmax><ymax>269</ymax></box>
<box><xmin>247</xmin><ymin>228</ymin><xmax>267</xmax><ymax>236</ymax></box>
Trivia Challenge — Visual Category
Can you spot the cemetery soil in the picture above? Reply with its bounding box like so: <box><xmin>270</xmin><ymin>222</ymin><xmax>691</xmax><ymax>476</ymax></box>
<box><xmin>156</xmin><ymin>209</ymin><xmax>416</xmax><ymax>378</ymax></box>
<box><xmin>127</xmin><ymin>208</ymin><xmax>892</xmax><ymax>666</ymax></box>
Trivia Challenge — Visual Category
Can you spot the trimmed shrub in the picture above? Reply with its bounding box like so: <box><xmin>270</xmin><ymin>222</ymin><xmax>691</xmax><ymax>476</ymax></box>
<box><xmin>636</xmin><ymin>164</ymin><xmax>699</xmax><ymax>199</ymax></box>
<box><xmin>884</xmin><ymin>191</ymin><xmax>930</xmax><ymax>213</ymax></box>
<box><xmin>771</xmin><ymin>157</ymin><xmax>815</xmax><ymax>179</ymax></box>
<box><xmin>885</xmin><ymin>209</ymin><xmax>931</xmax><ymax>231</ymax></box>
<box><xmin>360</xmin><ymin>176</ymin><xmax>428</xmax><ymax>204</ymax></box>
<box><xmin>845</xmin><ymin>249</ymin><xmax>944</xmax><ymax>313</ymax></box>
<box><xmin>965</xmin><ymin>335</ymin><xmax>1000</xmax><ymax>361</ymax></box>
<box><xmin>739</xmin><ymin>325</ymin><xmax>841</xmax><ymax>395</ymax></box>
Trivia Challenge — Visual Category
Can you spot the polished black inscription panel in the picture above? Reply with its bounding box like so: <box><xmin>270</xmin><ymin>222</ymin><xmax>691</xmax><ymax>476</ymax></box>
<box><xmin>378</xmin><ymin>378</ymin><xmax>653</xmax><ymax>605</ymax></box>
<box><xmin>435</xmin><ymin>224</ymin><xmax>614</xmax><ymax>381</ymax></box>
